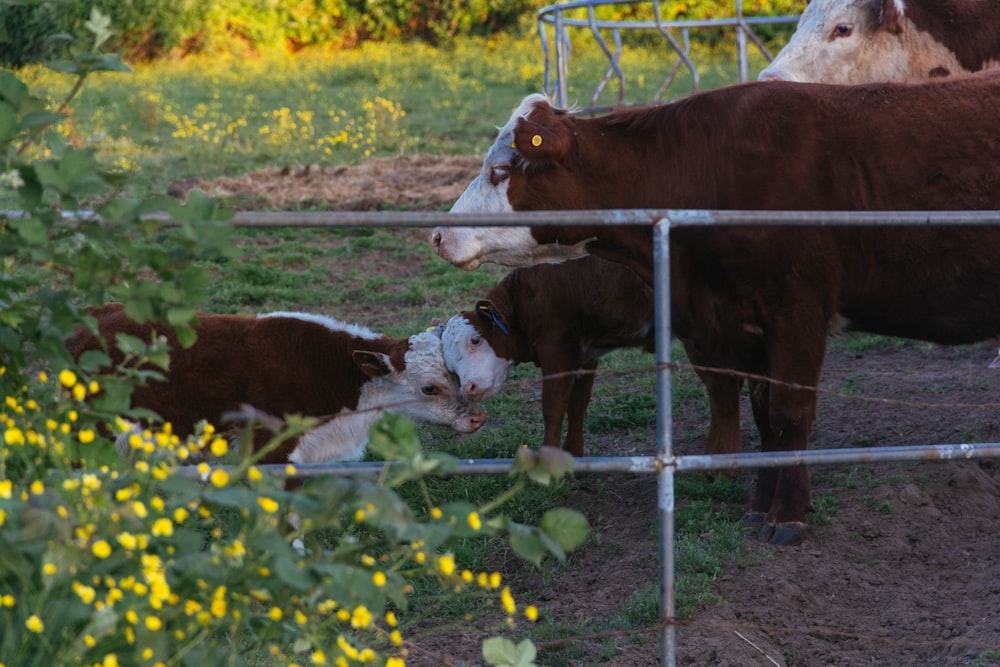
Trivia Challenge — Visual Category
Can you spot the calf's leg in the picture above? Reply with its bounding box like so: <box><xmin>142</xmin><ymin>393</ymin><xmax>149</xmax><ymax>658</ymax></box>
<box><xmin>562</xmin><ymin>360</ymin><xmax>599</xmax><ymax>457</ymax></box>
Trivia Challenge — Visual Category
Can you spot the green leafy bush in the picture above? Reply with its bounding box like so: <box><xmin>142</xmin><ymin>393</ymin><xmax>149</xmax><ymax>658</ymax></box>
<box><xmin>1</xmin><ymin>12</ymin><xmax>589</xmax><ymax>666</ymax></box>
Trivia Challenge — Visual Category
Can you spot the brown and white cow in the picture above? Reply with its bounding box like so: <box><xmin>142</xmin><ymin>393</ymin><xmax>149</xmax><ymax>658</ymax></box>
<box><xmin>66</xmin><ymin>304</ymin><xmax>487</xmax><ymax>465</ymax></box>
<box><xmin>441</xmin><ymin>256</ymin><xmax>654</xmax><ymax>457</ymax></box>
<box><xmin>431</xmin><ymin>77</ymin><xmax>1000</xmax><ymax>545</ymax></box>
<box><xmin>758</xmin><ymin>0</ymin><xmax>1000</xmax><ymax>83</ymax></box>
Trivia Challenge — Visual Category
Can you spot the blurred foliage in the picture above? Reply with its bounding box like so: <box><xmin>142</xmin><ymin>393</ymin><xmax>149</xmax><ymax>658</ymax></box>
<box><xmin>0</xmin><ymin>0</ymin><xmax>802</xmax><ymax>65</ymax></box>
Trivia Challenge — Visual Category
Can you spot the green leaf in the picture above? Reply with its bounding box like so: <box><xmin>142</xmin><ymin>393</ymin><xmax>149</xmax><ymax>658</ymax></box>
<box><xmin>84</xmin><ymin>7</ymin><xmax>114</xmax><ymax>48</ymax></box>
<box><xmin>273</xmin><ymin>555</ymin><xmax>318</xmax><ymax>591</ymax></box>
<box><xmin>0</xmin><ymin>70</ymin><xmax>28</xmax><ymax>108</ymax></box>
<box><xmin>11</xmin><ymin>216</ymin><xmax>48</xmax><ymax>245</ymax></box>
<box><xmin>367</xmin><ymin>413</ymin><xmax>420</xmax><ymax>460</ymax></box>
<box><xmin>0</xmin><ymin>101</ymin><xmax>17</xmax><ymax>142</ymax></box>
<box><xmin>507</xmin><ymin>522</ymin><xmax>547</xmax><ymax>566</ymax></box>
<box><xmin>19</xmin><ymin>110</ymin><xmax>64</xmax><ymax>130</ymax></box>
<box><xmin>537</xmin><ymin>445</ymin><xmax>574</xmax><ymax>481</ymax></box>
<box><xmin>482</xmin><ymin>637</ymin><xmax>538</xmax><ymax>667</ymax></box>
<box><xmin>58</xmin><ymin>149</ymin><xmax>99</xmax><ymax>189</ymax></box>
<box><xmin>540</xmin><ymin>508</ymin><xmax>590</xmax><ymax>553</ymax></box>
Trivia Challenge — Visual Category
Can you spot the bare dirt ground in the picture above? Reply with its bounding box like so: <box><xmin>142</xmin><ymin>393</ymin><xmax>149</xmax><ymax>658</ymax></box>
<box><xmin>182</xmin><ymin>156</ymin><xmax>1000</xmax><ymax>666</ymax></box>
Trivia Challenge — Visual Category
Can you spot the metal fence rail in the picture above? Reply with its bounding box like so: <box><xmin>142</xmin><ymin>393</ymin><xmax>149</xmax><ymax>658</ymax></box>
<box><xmin>536</xmin><ymin>0</ymin><xmax>800</xmax><ymax>109</ymax></box>
<box><xmin>212</xmin><ymin>207</ymin><xmax>1000</xmax><ymax>666</ymax></box>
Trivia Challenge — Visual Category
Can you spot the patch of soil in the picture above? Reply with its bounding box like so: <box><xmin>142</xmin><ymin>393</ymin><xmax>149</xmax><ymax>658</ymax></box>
<box><xmin>192</xmin><ymin>156</ymin><xmax>1000</xmax><ymax>666</ymax></box>
<box><xmin>169</xmin><ymin>154</ymin><xmax>483</xmax><ymax>211</ymax></box>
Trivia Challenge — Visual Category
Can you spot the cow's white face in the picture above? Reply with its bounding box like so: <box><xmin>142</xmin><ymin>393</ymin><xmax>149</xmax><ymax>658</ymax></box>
<box><xmin>432</xmin><ymin>94</ymin><xmax>592</xmax><ymax>271</ymax></box>
<box><xmin>441</xmin><ymin>315</ymin><xmax>514</xmax><ymax>401</ymax></box>
<box><xmin>758</xmin><ymin>0</ymin><xmax>964</xmax><ymax>83</ymax></box>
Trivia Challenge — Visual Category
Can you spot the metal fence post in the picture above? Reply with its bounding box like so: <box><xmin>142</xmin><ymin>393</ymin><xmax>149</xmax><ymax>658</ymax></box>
<box><xmin>654</xmin><ymin>218</ymin><xmax>676</xmax><ymax>666</ymax></box>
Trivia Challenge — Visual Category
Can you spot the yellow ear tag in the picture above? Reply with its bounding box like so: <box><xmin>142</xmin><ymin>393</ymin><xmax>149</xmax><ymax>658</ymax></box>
<box><xmin>531</xmin><ymin>134</ymin><xmax>542</xmax><ymax>147</ymax></box>
<box><xmin>511</xmin><ymin>138</ymin><xmax>517</xmax><ymax>149</ymax></box>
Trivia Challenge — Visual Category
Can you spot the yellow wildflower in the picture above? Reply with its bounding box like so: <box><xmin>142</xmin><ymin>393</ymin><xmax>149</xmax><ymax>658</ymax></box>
<box><xmin>500</xmin><ymin>586</ymin><xmax>516</xmax><ymax>615</ymax></box>
<box><xmin>58</xmin><ymin>369</ymin><xmax>77</xmax><ymax>387</ymax></box>
<box><xmin>151</xmin><ymin>518</ymin><xmax>174</xmax><ymax>537</ymax></box>
<box><xmin>438</xmin><ymin>554</ymin><xmax>455</xmax><ymax>576</ymax></box>
<box><xmin>257</xmin><ymin>497</ymin><xmax>279</xmax><ymax>513</ymax></box>
<box><xmin>209</xmin><ymin>469</ymin><xmax>229</xmax><ymax>488</ymax></box>
<box><xmin>350</xmin><ymin>605</ymin><xmax>372</xmax><ymax>628</ymax></box>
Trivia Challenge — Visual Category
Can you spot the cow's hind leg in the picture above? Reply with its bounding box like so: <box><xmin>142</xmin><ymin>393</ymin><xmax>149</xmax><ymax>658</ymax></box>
<box><xmin>540</xmin><ymin>355</ymin><xmax>580</xmax><ymax>455</ymax></box>
<box><xmin>744</xmin><ymin>378</ymin><xmax>775</xmax><ymax>526</ymax></box>
<box><xmin>687</xmin><ymin>345</ymin><xmax>743</xmax><ymax>478</ymax></box>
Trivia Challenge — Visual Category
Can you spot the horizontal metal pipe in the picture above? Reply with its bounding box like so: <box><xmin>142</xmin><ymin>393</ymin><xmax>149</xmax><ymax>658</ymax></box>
<box><xmin>8</xmin><ymin>208</ymin><xmax>1000</xmax><ymax>229</ymax></box>
<box><xmin>166</xmin><ymin>442</ymin><xmax>1000</xmax><ymax>479</ymax></box>
<box><xmin>225</xmin><ymin>209</ymin><xmax>1000</xmax><ymax>229</ymax></box>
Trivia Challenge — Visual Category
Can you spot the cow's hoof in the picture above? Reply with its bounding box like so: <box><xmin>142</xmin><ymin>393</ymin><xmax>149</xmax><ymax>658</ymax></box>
<box><xmin>756</xmin><ymin>521</ymin><xmax>806</xmax><ymax>546</ymax></box>
<box><xmin>741</xmin><ymin>511</ymin><xmax>766</xmax><ymax>526</ymax></box>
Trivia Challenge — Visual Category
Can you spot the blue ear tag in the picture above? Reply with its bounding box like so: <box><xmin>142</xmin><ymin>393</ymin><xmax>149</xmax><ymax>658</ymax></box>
<box><xmin>478</xmin><ymin>304</ymin><xmax>510</xmax><ymax>335</ymax></box>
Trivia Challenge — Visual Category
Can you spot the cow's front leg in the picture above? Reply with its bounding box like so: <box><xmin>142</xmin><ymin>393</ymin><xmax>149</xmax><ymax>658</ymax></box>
<box><xmin>752</xmin><ymin>332</ymin><xmax>825</xmax><ymax>546</ymax></box>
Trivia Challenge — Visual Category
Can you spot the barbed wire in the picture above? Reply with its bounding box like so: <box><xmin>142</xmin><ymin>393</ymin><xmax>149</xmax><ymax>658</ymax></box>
<box><xmin>507</xmin><ymin>358</ymin><xmax>1000</xmax><ymax>411</ymax></box>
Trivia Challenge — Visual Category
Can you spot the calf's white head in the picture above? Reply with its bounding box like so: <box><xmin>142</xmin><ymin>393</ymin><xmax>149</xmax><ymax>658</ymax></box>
<box><xmin>440</xmin><ymin>303</ymin><xmax>516</xmax><ymax>401</ymax></box>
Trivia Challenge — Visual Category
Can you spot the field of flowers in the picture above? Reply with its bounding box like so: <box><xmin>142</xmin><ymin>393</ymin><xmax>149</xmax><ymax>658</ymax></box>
<box><xmin>17</xmin><ymin>34</ymin><xmax>770</xmax><ymax>196</ymax></box>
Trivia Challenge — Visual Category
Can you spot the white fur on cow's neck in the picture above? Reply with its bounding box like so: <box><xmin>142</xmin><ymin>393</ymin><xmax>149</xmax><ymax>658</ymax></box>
<box><xmin>259</xmin><ymin>311</ymin><xmax>379</xmax><ymax>340</ymax></box>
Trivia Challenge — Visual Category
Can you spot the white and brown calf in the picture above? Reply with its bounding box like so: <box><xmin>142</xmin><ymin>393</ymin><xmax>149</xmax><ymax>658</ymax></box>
<box><xmin>66</xmin><ymin>304</ymin><xmax>487</xmax><ymax>465</ymax></box>
<box><xmin>441</xmin><ymin>256</ymin><xmax>654</xmax><ymax>457</ymax></box>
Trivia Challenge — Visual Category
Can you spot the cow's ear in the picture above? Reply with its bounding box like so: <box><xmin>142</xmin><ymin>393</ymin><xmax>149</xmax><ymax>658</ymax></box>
<box><xmin>514</xmin><ymin>105</ymin><xmax>570</xmax><ymax>165</ymax></box>
<box><xmin>353</xmin><ymin>350</ymin><xmax>393</xmax><ymax>377</ymax></box>
<box><xmin>877</xmin><ymin>0</ymin><xmax>903</xmax><ymax>33</ymax></box>
<box><xmin>475</xmin><ymin>299</ymin><xmax>510</xmax><ymax>335</ymax></box>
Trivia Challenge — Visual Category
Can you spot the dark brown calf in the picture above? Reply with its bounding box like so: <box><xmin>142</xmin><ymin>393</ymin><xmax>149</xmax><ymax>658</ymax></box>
<box><xmin>441</xmin><ymin>256</ymin><xmax>654</xmax><ymax>456</ymax></box>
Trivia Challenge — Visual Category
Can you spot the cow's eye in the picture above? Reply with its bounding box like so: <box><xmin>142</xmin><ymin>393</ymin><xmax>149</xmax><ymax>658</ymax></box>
<box><xmin>489</xmin><ymin>165</ymin><xmax>510</xmax><ymax>186</ymax></box>
<box><xmin>421</xmin><ymin>384</ymin><xmax>440</xmax><ymax>396</ymax></box>
<box><xmin>832</xmin><ymin>24</ymin><xmax>853</xmax><ymax>38</ymax></box>
<box><xmin>470</xmin><ymin>334</ymin><xmax>482</xmax><ymax>347</ymax></box>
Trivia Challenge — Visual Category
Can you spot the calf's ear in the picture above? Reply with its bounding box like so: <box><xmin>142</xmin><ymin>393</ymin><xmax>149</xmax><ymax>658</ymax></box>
<box><xmin>353</xmin><ymin>350</ymin><xmax>393</xmax><ymax>377</ymax></box>
<box><xmin>475</xmin><ymin>300</ymin><xmax>510</xmax><ymax>335</ymax></box>
<box><xmin>514</xmin><ymin>107</ymin><xmax>570</xmax><ymax>166</ymax></box>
